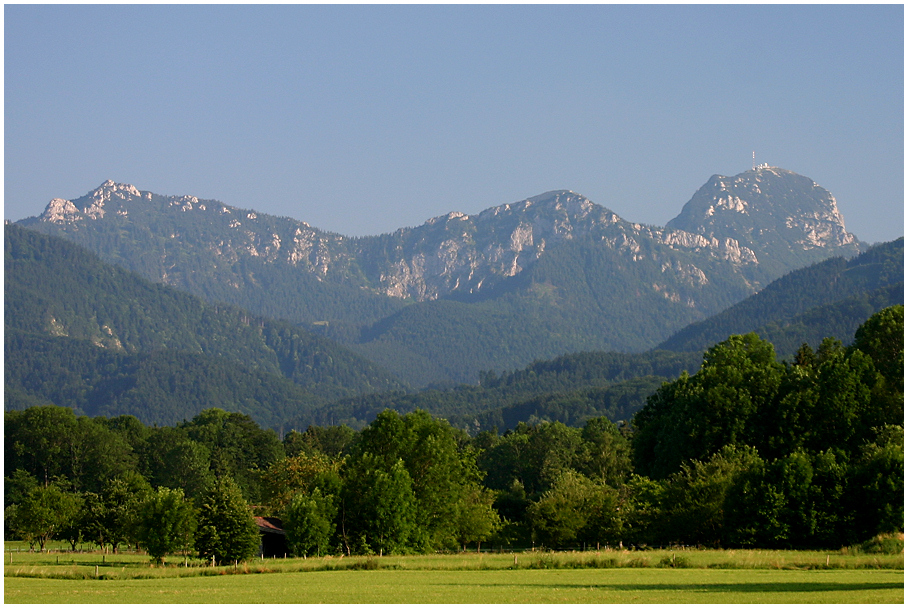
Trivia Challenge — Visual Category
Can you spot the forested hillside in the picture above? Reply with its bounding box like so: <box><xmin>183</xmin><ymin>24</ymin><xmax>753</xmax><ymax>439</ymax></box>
<box><xmin>659</xmin><ymin>238</ymin><xmax>903</xmax><ymax>355</ymax></box>
<box><xmin>349</xmin><ymin>233</ymin><xmax>754</xmax><ymax>385</ymax></box>
<box><xmin>5</xmin><ymin>331</ymin><xmax>327</xmax><ymax>428</ymax></box>
<box><xmin>7</xmin><ymin>224</ymin><xmax>898</xmax><ymax>434</ymax></box>
<box><xmin>6</xmin><ymin>307</ymin><xmax>901</xmax><ymax>557</ymax></box>
<box><xmin>5</xmin><ymin>224</ymin><xmax>406</xmax><ymax>425</ymax></box>
<box><xmin>5</xmin><ymin>223</ymin><xmax>702</xmax><ymax>430</ymax></box>
<box><xmin>289</xmin><ymin>350</ymin><xmax>701</xmax><ymax>432</ymax></box>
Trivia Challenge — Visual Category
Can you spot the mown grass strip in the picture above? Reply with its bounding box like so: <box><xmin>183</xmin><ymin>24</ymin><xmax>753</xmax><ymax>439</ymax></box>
<box><xmin>4</xmin><ymin>547</ymin><xmax>902</xmax><ymax>582</ymax></box>
<box><xmin>5</xmin><ymin>567</ymin><xmax>904</xmax><ymax>604</ymax></box>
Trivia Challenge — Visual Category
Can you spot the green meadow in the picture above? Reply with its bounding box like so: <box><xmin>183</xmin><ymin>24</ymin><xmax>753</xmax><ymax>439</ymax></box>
<box><xmin>5</xmin><ymin>544</ymin><xmax>903</xmax><ymax>603</ymax></box>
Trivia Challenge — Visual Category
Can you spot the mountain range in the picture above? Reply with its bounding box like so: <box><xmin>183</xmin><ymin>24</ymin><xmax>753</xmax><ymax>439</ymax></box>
<box><xmin>8</xmin><ymin>165</ymin><xmax>902</xmax><ymax>431</ymax></box>
<box><xmin>16</xmin><ymin>166</ymin><xmax>864</xmax><ymax>386</ymax></box>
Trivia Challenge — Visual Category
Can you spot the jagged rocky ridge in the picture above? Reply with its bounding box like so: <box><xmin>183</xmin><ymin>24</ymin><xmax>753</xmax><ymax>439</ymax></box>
<box><xmin>33</xmin><ymin>181</ymin><xmax>767</xmax><ymax>301</ymax></box>
<box><xmin>30</xmin><ymin>170</ymin><xmax>858</xmax><ymax>302</ymax></box>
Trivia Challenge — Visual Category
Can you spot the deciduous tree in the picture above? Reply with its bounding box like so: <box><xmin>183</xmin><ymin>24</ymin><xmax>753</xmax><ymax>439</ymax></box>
<box><xmin>339</xmin><ymin>454</ymin><xmax>416</xmax><ymax>555</ymax></box>
<box><xmin>8</xmin><ymin>483</ymin><xmax>82</xmax><ymax>551</ymax></box>
<box><xmin>283</xmin><ymin>487</ymin><xmax>337</xmax><ymax>557</ymax></box>
<box><xmin>195</xmin><ymin>476</ymin><xmax>260</xmax><ymax>565</ymax></box>
<box><xmin>135</xmin><ymin>487</ymin><xmax>197</xmax><ymax>564</ymax></box>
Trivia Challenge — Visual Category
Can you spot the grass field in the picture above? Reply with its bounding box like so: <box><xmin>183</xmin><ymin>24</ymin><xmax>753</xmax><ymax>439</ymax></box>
<box><xmin>6</xmin><ymin>568</ymin><xmax>904</xmax><ymax>603</ymax></box>
<box><xmin>5</xmin><ymin>543</ymin><xmax>903</xmax><ymax>604</ymax></box>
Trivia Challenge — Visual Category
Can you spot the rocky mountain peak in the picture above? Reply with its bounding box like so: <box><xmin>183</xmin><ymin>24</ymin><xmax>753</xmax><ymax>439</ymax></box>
<box><xmin>82</xmin><ymin>180</ymin><xmax>143</xmax><ymax>206</ymax></box>
<box><xmin>39</xmin><ymin>198</ymin><xmax>83</xmax><ymax>223</ymax></box>
<box><xmin>667</xmin><ymin>167</ymin><xmax>859</xmax><ymax>260</ymax></box>
<box><xmin>39</xmin><ymin>180</ymin><xmax>147</xmax><ymax>223</ymax></box>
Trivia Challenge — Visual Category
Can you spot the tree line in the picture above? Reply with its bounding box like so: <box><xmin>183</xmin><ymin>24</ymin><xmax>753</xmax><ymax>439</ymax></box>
<box><xmin>5</xmin><ymin>306</ymin><xmax>902</xmax><ymax>561</ymax></box>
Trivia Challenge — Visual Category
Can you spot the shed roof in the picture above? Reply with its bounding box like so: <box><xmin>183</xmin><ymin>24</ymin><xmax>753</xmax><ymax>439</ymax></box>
<box><xmin>254</xmin><ymin>516</ymin><xmax>285</xmax><ymax>535</ymax></box>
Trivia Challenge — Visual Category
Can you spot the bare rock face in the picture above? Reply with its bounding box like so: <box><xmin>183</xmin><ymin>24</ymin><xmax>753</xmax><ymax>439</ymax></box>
<box><xmin>40</xmin><ymin>198</ymin><xmax>83</xmax><ymax>223</ymax></box>
<box><xmin>40</xmin><ymin>180</ymin><xmax>144</xmax><ymax>222</ymax></box>
<box><xmin>367</xmin><ymin>190</ymin><xmax>764</xmax><ymax>301</ymax></box>
<box><xmin>667</xmin><ymin>167</ymin><xmax>859</xmax><ymax>262</ymax></box>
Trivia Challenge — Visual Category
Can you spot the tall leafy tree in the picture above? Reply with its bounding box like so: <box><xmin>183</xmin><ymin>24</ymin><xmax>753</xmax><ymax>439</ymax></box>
<box><xmin>849</xmin><ymin>305</ymin><xmax>904</xmax><ymax>434</ymax></box>
<box><xmin>4</xmin><ymin>469</ymin><xmax>39</xmax><ymax>508</ymax></box>
<box><xmin>339</xmin><ymin>454</ymin><xmax>416</xmax><ymax>555</ymax></box>
<box><xmin>811</xmin><ymin>347</ymin><xmax>878</xmax><ymax>453</ymax></box>
<box><xmin>633</xmin><ymin>334</ymin><xmax>783</xmax><ymax>479</ymax></box>
<box><xmin>135</xmin><ymin>487</ymin><xmax>197</xmax><ymax>564</ymax></box>
<box><xmin>845</xmin><ymin>426</ymin><xmax>904</xmax><ymax>544</ymax></box>
<box><xmin>578</xmin><ymin>483</ymin><xmax>624</xmax><ymax>548</ymax></box>
<box><xmin>851</xmin><ymin>305</ymin><xmax>904</xmax><ymax>392</ymax></box>
<box><xmin>4</xmin><ymin>406</ymin><xmax>138</xmax><ymax>493</ymax></box>
<box><xmin>527</xmin><ymin>470</ymin><xmax>599</xmax><ymax>548</ymax></box>
<box><xmin>723</xmin><ymin>455</ymin><xmax>787</xmax><ymax>548</ymax></box>
<box><xmin>7</xmin><ymin>483</ymin><xmax>83</xmax><ymax>551</ymax></box>
<box><xmin>261</xmin><ymin>452</ymin><xmax>339</xmax><ymax>514</ymax></box>
<box><xmin>579</xmin><ymin>417</ymin><xmax>632</xmax><ymax>486</ymax></box>
<box><xmin>658</xmin><ymin>445</ymin><xmax>762</xmax><ymax>547</ymax></box>
<box><xmin>5</xmin><ymin>406</ymin><xmax>77</xmax><ymax>487</ymax></box>
<box><xmin>351</xmin><ymin>409</ymin><xmax>479</xmax><ymax>550</ymax></box>
<box><xmin>83</xmin><ymin>471</ymin><xmax>152</xmax><ymax>552</ymax></box>
<box><xmin>144</xmin><ymin>431</ymin><xmax>214</xmax><ymax>500</ymax></box>
<box><xmin>283</xmin><ymin>487</ymin><xmax>337</xmax><ymax>557</ymax></box>
<box><xmin>195</xmin><ymin>476</ymin><xmax>260</xmax><ymax>565</ymax></box>
<box><xmin>479</xmin><ymin>421</ymin><xmax>584</xmax><ymax>497</ymax></box>
<box><xmin>451</xmin><ymin>484</ymin><xmax>502</xmax><ymax>552</ymax></box>
<box><xmin>181</xmin><ymin>408</ymin><xmax>284</xmax><ymax>503</ymax></box>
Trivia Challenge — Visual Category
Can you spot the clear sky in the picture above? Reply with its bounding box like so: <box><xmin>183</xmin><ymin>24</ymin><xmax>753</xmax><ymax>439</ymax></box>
<box><xmin>5</xmin><ymin>4</ymin><xmax>904</xmax><ymax>243</ymax></box>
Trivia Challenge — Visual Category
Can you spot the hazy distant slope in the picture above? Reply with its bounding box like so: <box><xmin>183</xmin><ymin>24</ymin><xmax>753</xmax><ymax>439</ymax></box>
<box><xmin>658</xmin><ymin>238</ymin><xmax>903</xmax><ymax>354</ymax></box>
<box><xmin>284</xmin><ymin>349</ymin><xmax>702</xmax><ymax>431</ymax></box>
<box><xmin>4</xmin><ymin>329</ymin><xmax>323</xmax><ymax>428</ymax></box>
<box><xmin>5</xmin><ymin>224</ymin><xmax>407</xmax><ymax>425</ymax></box>
<box><xmin>742</xmin><ymin>283</ymin><xmax>903</xmax><ymax>357</ymax></box>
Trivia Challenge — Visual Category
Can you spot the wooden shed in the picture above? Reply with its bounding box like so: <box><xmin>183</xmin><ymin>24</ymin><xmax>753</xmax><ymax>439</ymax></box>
<box><xmin>254</xmin><ymin>516</ymin><xmax>288</xmax><ymax>558</ymax></box>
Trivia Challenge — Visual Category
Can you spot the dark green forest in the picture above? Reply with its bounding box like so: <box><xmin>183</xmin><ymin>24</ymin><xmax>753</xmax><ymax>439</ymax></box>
<box><xmin>5</xmin><ymin>223</ymin><xmax>407</xmax><ymax>426</ymax></box>
<box><xmin>288</xmin><ymin>349</ymin><xmax>702</xmax><ymax>432</ymax></box>
<box><xmin>6</xmin><ymin>307</ymin><xmax>902</xmax><ymax>560</ymax></box>
<box><xmin>7</xmin><ymin>224</ymin><xmax>902</xmax><ymax>433</ymax></box>
<box><xmin>659</xmin><ymin>238</ymin><xmax>903</xmax><ymax>353</ymax></box>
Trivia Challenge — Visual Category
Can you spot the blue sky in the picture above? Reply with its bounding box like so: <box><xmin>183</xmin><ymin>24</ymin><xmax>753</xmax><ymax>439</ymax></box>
<box><xmin>5</xmin><ymin>4</ymin><xmax>904</xmax><ymax>243</ymax></box>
